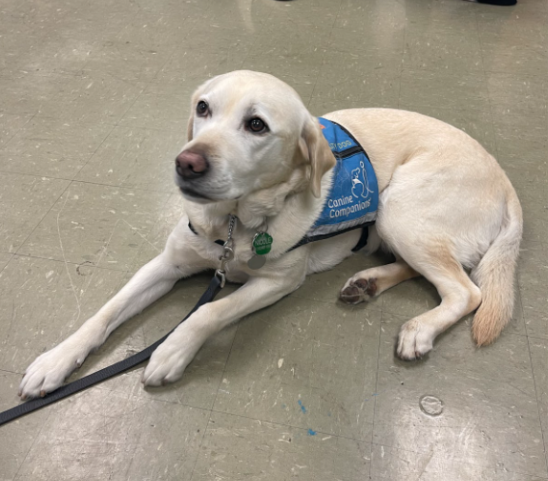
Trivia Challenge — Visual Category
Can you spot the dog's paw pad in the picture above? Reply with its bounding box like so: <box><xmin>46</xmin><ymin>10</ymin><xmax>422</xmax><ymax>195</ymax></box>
<box><xmin>339</xmin><ymin>277</ymin><xmax>377</xmax><ymax>304</ymax></box>
<box><xmin>340</xmin><ymin>285</ymin><xmax>362</xmax><ymax>304</ymax></box>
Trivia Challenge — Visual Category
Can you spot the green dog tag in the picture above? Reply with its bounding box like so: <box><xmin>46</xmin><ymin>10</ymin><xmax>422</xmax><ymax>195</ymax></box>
<box><xmin>252</xmin><ymin>232</ymin><xmax>273</xmax><ymax>255</ymax></box>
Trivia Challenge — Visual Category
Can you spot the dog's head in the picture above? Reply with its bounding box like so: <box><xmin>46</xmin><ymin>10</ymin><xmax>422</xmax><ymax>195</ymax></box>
<box><xmin>175</xmin><ymin>71</ymin><xmax>335</xmax><ymax>204</ymax></box>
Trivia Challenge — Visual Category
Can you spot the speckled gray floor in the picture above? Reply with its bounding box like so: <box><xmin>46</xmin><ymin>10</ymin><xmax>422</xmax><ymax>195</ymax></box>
<box><xmin>1</xmin><ymin>0</ymin><xmax>547</xmax><ymax>480</ymax></box>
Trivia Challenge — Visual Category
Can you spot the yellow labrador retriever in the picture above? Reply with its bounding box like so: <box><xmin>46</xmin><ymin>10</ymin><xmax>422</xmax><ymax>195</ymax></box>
<box><xmin>19</xmin><ymin>71</ymin><xmax>522</xmax><ymax>399</ymax></box>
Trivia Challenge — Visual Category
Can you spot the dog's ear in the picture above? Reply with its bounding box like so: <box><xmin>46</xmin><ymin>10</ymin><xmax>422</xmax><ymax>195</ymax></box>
<box><xmin>299</xmin><ymin>116</ymin><xmax>336</xmax><ymax>198</ymax></box>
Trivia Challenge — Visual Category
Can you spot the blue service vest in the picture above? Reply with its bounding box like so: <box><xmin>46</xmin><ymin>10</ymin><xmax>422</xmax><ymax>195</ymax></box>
<box><xmin>292</xmin><ymin>118</ymin><xmax>378</xmax><ymax>250</ymax></box>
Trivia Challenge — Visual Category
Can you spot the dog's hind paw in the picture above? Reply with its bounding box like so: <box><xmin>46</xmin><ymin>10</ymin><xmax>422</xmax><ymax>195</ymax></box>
<box><xmin>339</xmin><ymin>277</ymin><xmax>377</xmax><ymax>304</ymax></box>
<box><xmin>396</xmin><ymin>319</ymin><xmax>434</xmax><ymax>361</ymax></box>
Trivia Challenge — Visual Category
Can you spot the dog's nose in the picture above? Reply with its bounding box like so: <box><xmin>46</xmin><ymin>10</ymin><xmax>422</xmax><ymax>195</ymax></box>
<box><xmin>175</xmin><ymin>150</ymin><xmax>209</xmax><ymax>180</ymax></box>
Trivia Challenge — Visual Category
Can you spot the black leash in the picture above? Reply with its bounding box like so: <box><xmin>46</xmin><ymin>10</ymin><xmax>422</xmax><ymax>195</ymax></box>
<box><xmin>0</xmin><ymin>274</ymin><xmax>223</xmax><ymax>427</ymax></box>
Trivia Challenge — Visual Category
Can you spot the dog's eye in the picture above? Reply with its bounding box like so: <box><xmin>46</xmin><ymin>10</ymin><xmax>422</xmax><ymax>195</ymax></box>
<box><xmin>196</xmin><ymin>101</ymin><xmax>209</xmax><ymax>116</ymax></box>
<box><xmin>248</xmin><ymin>117</ymin><xmax>267</xmax><ymax>133</ymax></box>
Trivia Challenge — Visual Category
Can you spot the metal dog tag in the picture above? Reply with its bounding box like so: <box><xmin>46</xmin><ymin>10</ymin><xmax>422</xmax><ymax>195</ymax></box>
<box><xmin>247</xmin><ymin>254</ymin><xmax>267</xmax><ymax>270</ymax></box>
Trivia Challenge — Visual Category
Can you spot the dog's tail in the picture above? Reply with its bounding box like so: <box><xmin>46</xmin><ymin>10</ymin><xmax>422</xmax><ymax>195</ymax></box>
<box><xmin>471</xmin><ymin>187</ymin><xmax>523</xmax><ymax>346</ymax></box>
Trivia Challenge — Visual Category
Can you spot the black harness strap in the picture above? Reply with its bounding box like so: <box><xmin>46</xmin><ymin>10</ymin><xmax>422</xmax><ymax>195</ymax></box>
<box><xmin>188</xmin><ymin>221</ymin><xmax>371</xmax><ymax>253</ymax></box>
<box><xmin>351</xmin><ymin>225</ymin><xmax>370</xmax><ymax>252</ymax></box>
<box><xmin>0</xmin><ymin>274</ymin><xmax>223</xmax><ymax>427</ymax></box>
<box><xmin>288</xmin><ymin>224</ymin><xmax>370</xmax><ymax>252</ymax></box>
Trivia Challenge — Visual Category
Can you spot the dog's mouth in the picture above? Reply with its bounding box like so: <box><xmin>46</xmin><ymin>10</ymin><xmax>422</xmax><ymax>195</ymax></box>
<box><xmin>178</xmin><ymin>186</ymin><xmax>215</xmax><ymax>203</ymax></box>
<box><xmin>175</xmin><ymin>169</ymin><xmax>243</xmax><ymax>204</ymax></box>
<box><xmin>178</xmin><ymin>186</ymin><xmax>243</xmax><ymax>205</ymax></box>
<box><xmin>174</xmin><ymin>169</ymin><xmax>215</xmax><ymax>203</ymax></box>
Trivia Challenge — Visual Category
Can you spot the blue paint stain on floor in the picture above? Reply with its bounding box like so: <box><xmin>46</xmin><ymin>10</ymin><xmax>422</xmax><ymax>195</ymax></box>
<box><xmin>298</xmin><ymin>400</ymin><xmax>307</xmax><ymax>413</ymax></box>
<box><xmin>307</xmin><ymin>429</ymin><xmax>317</xmax><ymax>436</ymax></box>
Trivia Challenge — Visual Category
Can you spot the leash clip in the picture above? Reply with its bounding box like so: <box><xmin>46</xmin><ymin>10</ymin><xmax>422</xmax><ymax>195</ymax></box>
<box><xmin>215</xmin><ymin>269</ymin><xmax>226</xmax><ymax>288</ymax></box>
<box><xmin>216</xmin><ymin>240</ymin><xmax>234</xmax><ymax>288</ymax></box>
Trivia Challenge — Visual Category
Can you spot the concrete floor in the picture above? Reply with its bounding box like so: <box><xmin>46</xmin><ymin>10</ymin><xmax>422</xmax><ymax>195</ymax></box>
<box><xmin>0</xmin><ymin>0</ymin><xmax>547</xmax><ymax>479</ymax></box>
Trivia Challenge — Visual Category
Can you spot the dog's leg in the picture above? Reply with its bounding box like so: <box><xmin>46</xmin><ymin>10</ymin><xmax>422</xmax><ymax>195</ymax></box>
<box><xmin>395</xmin><ymin>249</ymin><xmax>481</xmax><ymax>361</ymax></box>
<box><xmin>339</xmin><ymin>259</ymin><xmax>419</xmax><ymax>304</ymax></box>
<box><xmin>142</xmin><ymin>273</ymin><xmax>304</xmax><ymax>386</ymax></box>
<box><xmin>19</xmin><ymin>253</ymin><xmax>200</xmax><ymax>399</ymax></box>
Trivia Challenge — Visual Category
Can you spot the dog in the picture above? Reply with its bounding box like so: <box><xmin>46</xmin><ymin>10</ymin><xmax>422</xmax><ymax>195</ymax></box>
<box><xmin>18</xmin><ymin>70</ymin><xmax>522</xmax><ymax>399</ymax></box>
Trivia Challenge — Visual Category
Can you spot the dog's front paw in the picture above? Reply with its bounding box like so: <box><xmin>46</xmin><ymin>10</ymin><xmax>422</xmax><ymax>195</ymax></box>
<box><xmin>142</xmin><ymin>331</ymin><xmax>201</xmax><ymax>387</ymax></box>
<box><xmin>19</xmin><ymin>340</ymin><xmax>89</xmax><ymax>399</ymax></box>
<box><xmin>396</xmin><ymin>319</ymin><xmax>434</xmax><ymax>361</ymax></box>
<box><xmin>339</xmin><ymin>276</ymin><xmax>377</xmax><ymax>304</ymax></box>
